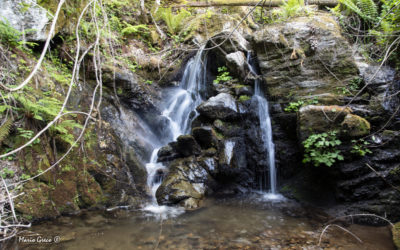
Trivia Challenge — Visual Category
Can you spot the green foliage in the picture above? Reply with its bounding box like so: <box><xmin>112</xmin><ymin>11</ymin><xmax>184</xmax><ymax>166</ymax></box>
<box><xmin>145</xmin><ymin>80</ymin><xmax>153</xmax><ymax>85</ymax></box>
<box><xmin>284</xmin><ymin>98</ymin><xmax>318</xmax><ymax>112</ymax></box>
<box><xmin>0</xmin><ymin>118</ymin><xmax>13</xmax><ymax>144</ymax></box>
<box><xmin>0</xmin><ymin>19</ymin><xmax>20</xmax><ymax>46</ymax></box>
<box><xmin>259</xmin><ymin>0</ymin><xmax>310</xmax><ymax>23</ymax></box>
<box><xmin>336</xmin><ymin>77</ymin><xmax>363</xmax><ymax>95</ymax></box>
<box><xmin>17</xmin><ymin>128</ymin><xmax>40</xmax><ymax>145</ymax></box>
<box><xmin>331</xmin><ymin>0</ymin><xmax>400</xmax><ymax>67</ymax></box>
<box><xmin>0</xmin><ymin>19</ymin><xmax>37</xmax><ymax>50</ymax></box>
<box><xmin>7</xmin><ymin>90</ymin><xmax>82</xmax><ymax>146</ymax></box>
<box><xmin>213</xmin><ymin>66</ymin><xmax>232</xmax><ymax>84</ymax></box>
<box><xmin>21</xmin><ymin>173</ymin><xmax>31</xmax><ymax>180</ymax></box>
<box><xmin>279</xmin><ymin>0</ymin><xmax>306</xmax><ymax>19</ymax></box>
<box><xmin>337</xmin><ymin>0</ymin><xmax>378</xmax><ymax>22</ymax></box>
<box><xmin>303</xmin><ymin>131</ymin><xmax>344</xmax><ymax>167</ymax></box>
<box><xmin>351</xmin><ymin>139</ymin><xmax>372</xmax><ymax>156</ymax></box>
<box><xmin>121</xmin><ymin>24</ymin><xmax>149</xmax><ymax>37</ymax></box>
<box><xmin>156</xmin><ymin>7</ymin><xmax>191</xmax><ymax>35</ymax></box>
<box><xmin>13</xmin><ymin>93</ymin><xmax>61</xmax><ymax>122</ymax></box>
<box><xmin>50</xmin><ymin>119</ymin><xmax>83</xmax><ymax>147</ymax></box>
<box><xmin>0</xmin><ymin>167</ymin><xmax>15</xmax><ymax>178</ymax></box>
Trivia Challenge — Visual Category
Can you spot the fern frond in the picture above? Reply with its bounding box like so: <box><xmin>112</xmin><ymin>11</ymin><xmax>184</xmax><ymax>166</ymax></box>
<box><xmin>156</xmin><ymin>7</ymin><xmax>191</xmax><ymax>35</ymax></box>
<box><xmin>339</xmin><ymin>0</ymin><xmax>378</xmax><ymax>22</ymax></box>
<box><xmin>357</xmin><ymin>0</ymin><xmax>378</xmax><ymax>21</ymax></box>
<box><xmin>0</xmin><ymin>118</ymin><xmax>13</xmax><ymax>144</ymax></box>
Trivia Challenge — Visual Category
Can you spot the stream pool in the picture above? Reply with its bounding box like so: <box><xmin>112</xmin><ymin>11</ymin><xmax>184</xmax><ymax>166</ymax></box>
<box><xmin>7</xmin><ymin>194</ymin><xmax>395</xmax><ymax>250</ymax></box>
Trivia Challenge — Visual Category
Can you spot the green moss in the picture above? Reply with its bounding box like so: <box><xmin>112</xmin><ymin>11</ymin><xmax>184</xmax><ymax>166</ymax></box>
<box><xmin>238</xmin><ymin>95</ymin><xmax>251</xmax><ymax>102</ymax></box>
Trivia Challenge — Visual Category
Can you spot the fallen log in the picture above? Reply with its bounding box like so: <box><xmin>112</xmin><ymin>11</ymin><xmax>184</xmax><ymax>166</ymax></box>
<box><xmin>172</xmin><ymin>0</ymin><xmax>338</xmax><ymax>8</ymax></box>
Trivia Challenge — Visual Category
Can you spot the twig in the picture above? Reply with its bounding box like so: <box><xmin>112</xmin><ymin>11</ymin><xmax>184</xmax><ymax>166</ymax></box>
<box><xmin>366</xmin><ymin>163</ymin><xmax>400</xmax><ymax>193</ymax></box>
<box><xmin>318</xmin><ymin>224</ymin><xmax>362</xmax><ymax>246</ymax></box>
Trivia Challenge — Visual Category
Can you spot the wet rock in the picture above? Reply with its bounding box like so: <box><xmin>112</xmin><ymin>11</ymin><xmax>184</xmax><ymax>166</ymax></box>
<box><xmin>217</xmin><ymin>138</ymin><xmax>249</xmax><ymax>184</ymax></box>
<box><xmin>192</xmin><ymin>126</ymin><xmax>217</xmax><ymax>149</ymax></box>
<box><xmin>234</xmin><ymin>85</ymin><xmax>253</xmax><ymax>96</ymax></box>
<box><xmin>361</xmin><ymin>65</ymin><xmax>395</xmax><ymax>89</ymax></box>
<box><xmin>157</xmin><ymin>144</ymin><xmax>179</xmax><ymax>162</ymax></box>
<box><xmin>197</xmin><ymin>93</ymin><xmax>238</xmax><ymax>120</ymax></box>
<box><xmin>340</xmin><ymin>114</ymin><xmax>370</xmax><ymax>137</ymax></box>
<box><xmin>297</xmin><ymin>105</ymin><xmax>370</xmax><ymax>141</ymax></box>
<box><xmin>156</xmin><ymin>157</ymin><xmax>212</xmax><ymax>209</ymax></box>
<box><xmin>252</xmin><ymin>13</ymin><xmax>358</xmax><ymax>101</ymax></box>
<box><xmin>199</xmin><ymin>157</ymin><xmax>218</xmax><ymax>176</ymax></box>
<box><xmin>176</xmin><ymin>135</ymin><xmax>201</xmax><ymax>157</ymax></box>
<box><xmin>226</xmin><ymin>51</ymin><xmax>246</xmax><ymax>77</ymax></box>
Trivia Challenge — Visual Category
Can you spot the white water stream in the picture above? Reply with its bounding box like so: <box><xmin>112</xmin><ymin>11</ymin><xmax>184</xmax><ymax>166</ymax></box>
<box><xmin>143</xmin><ymin>46</ymin><xmax>207</xmax><ymax>217</ymax></box>
<box><xmin>247</xmin><ymin>52</ymin><xmax>282</xmax><ymax>200</ymax></box>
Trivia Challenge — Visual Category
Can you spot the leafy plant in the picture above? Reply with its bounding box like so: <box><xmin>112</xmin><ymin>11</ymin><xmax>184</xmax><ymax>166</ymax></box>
<box><xmin>351</xmin><ymin>139</ymin><xmax>372</xmax><ymax>156</ymax></box>
<box><xmin>213</xmin><ymin>66</ymin><xmax>232</xmax><ymax>84</ymax></box>
<box><xmin>17</xmin><ymin>128</ymin><xmax>40</xmax><ymax>145</ymax></box>
<box><xmin>0</xmin><ymin>118</ymin><xmax>13</xmax><ymax>144</ymax></box>
<box><xmin>0</xmin><ymin>19</ymin><xmax>37</xmax><ymax>50</ymax></box>
<box><xmin>337</xmin><ymin>0</ymin><xmax>378</xmax><ymax>22</ymax></box>
<box><xmin>1</xmin><ymin>167</ymin><xmax>15</xmax><ymax>178</ymax></box>
<box><xmin>284</xmin><ymin>98</ymin><xmax>318</xmax><ymax>112</ymax></box>
<box><xmin>21</xmin><ymin>173</ymin><xmax>31</xmax><ymax>180</ymax></box>
<box><xmin>303</xmin><ymin>131</ymin><xmax>344</xmax><ymax>167</ymax></box>
<box><xmin>0</xmin><ymin>19</ymin><xmax>21</xmax><ymax>47</ymax></box>
<box><xmin>156</xmin><ymin>7</ymin><xmax>191</xmax><ymax>35</ymax></box>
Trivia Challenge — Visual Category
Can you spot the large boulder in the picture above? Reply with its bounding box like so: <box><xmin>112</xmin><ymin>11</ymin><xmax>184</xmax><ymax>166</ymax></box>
<box><xmin>192</xmin><ymin>126</ymin><xmax>218</xmax><ymax>149</ymax></box>
<box><xmin>156</xmin><ymin>157</ymin><xmax>212</xmax><ymax>209</ymax></box>
<box><xmin>297</xmin><ymin>105</ymin><xmax>370</xmax><ymax>141</ymax></box>
<box><xmin>0</xmin><ymin>0</ymin><xmax>50</xmax><ymax>41</ymax></box>
<box><xmin>252</xmin><ymin>13</ymin><xmax>359</xmax><ymax>101</ymax></box>
<box><xmin>197</xmin><ymin>93</ymin><xmax>239</xmax><ymax>120</ymax></box>
<box><xmin>175</xmin><ymin>135</ymin><xmax>202</xmax><ymax>157</ymax></box>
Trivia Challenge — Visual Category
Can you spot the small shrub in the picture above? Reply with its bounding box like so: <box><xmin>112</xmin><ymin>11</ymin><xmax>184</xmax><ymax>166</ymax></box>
<box><xmin>284</xmin><ymin>98</ymin><xmax>318</xmax><ymax>112</ymax></box>
<box><xmin>351</xmin><ymin>139</ymin><xmax>372</xmax><ymax>156</ymax></box>
<box><xmin>156</xmin><ymin>7</ymin><xmax>191</xmax><ymax>35</ymax></box>
<box><xmin>0</xmin><ymin>19</ymin><xmax>20</xmax><ymax>46</ymax></box>
<box><xmin>213</xmin><ymin>66</ymin><xmax>232</xmax><ymax>84</ymax></box>
<box><xmin>303</xmin><ymin>131</ymin><xmax>344</xmax><ymax>167</ymax></box>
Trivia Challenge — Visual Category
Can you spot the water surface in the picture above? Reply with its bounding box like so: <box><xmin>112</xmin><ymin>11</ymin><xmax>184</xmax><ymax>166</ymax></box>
<box><xmin>11</xmin><ymin>195</ymin><xmax>395</xmax><ymax>250</ymax></box>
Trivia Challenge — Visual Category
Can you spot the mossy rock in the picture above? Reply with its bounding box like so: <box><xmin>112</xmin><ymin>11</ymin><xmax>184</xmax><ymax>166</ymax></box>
<box><xmin>15</xmin><ymin>181</ymin><xmax>61</xmax><ymax>220</ymax></box>
<box><xmin>340</xmin><ymin>114</ymin><xmax>371</xmax><ymax>137</ymax></box>
<box><xmin>393</xmin><ymin>222</ymin><xmax>400</xmax><ymax>249</ymax></box>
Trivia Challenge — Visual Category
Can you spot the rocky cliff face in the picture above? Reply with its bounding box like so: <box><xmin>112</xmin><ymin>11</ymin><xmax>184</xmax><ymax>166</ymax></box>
<box><xmin>154</xmin><ymin>12</ymin><xmax>400</xmax><ymax>224</ymax></box>
<box><xmin>2</xmin><ymin>1</ymin><xmax>399</xmax><ymax>226</ymax></box>
<box><xmin>251</xmin><ymin>13</ymin><xmax>400</xmax><ymax>223</ymax></box>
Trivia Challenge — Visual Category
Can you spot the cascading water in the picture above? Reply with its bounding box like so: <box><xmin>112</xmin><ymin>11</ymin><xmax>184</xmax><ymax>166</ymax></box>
<box><xmin>247</xmin><ymin>52</ymin><xmax>282</xmax><ymax>200</ymax></box>
<box><xmin>143</xmin><ymin>46</ymin><xmax>208</xmax><ymax>217</ymax></box>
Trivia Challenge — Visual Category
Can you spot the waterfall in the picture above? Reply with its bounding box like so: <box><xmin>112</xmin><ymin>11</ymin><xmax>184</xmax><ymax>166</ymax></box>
<box><xmin>143</xmin><ymin>46</ymin><xmax>207</xmax><ymax>217</ymax></box>
<box><xmin>247</xmin><ymin>52</ymin><xmax>281</xmax><ymax>199</ymax></box>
